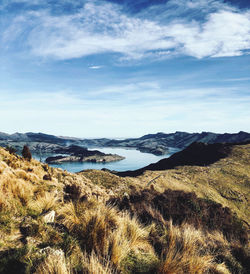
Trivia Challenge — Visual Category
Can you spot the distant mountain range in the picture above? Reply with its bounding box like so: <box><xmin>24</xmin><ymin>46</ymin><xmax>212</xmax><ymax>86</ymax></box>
<box><xmin>0</xmin><ymin>131</ymin><xmax>250</xmax><ymax>155</ymax></box>
<box><xmin>98</xmin><ymin>131</ymin><xmax>250</xmax><ymax>154</ymax></box>
<box><xmin>0</xmin><ymin>132</ymin><xmax>78</xmax><ymax>144</ymax></box>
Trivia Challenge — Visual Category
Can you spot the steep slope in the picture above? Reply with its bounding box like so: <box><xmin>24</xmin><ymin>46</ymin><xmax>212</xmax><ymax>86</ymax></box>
<box><xmin>0</xmin><ymin>147</ymin><xmax>157</xmax><ymax>273</ymax></box>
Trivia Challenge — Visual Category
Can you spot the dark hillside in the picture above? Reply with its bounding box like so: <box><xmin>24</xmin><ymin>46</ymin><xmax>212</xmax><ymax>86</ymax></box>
<box><xmin>115</xmin><ymin>141</ymin><xmax>250</xmax><ymax>177</ymax></box>
<box><xmin>138</xmin><ymin>131</ymin><xmax>250</xmax><ymax>148</ymax></box>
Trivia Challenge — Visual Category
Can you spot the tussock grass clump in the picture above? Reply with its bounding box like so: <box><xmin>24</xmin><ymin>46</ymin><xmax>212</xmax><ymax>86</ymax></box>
<box><xmin>155</xmin><ymin>222</ymin><xmax>229</xmax><ymax>274</ymax></box>
<box><xmin>150</xmin><ymin>221</ymin><xmax>249</xmax><ymax>274</ymax></box>
<box><xmin>81</xmin><ymin>251</ymin><xmax>117</xmax><ymax>274</ymax></box>
<box><xmin>58</xmin><ymin>200</ymin><xmax>157</xmax><ymax>272</ymax></box>
<box><xmin>34</xmin><ymin>248</ymin><xmax>69</xmax><ymax>274</ymax></box>
<box><xmin>0</xmin><ymin>170</ymin><xmax>35</xmax><ymax>211</ymax></box>
<box><xmin>15</xmin><ymin>169</ymin><xmax>31</xmax><ymax>181</ymax></box>
<box><xmin>27</xmin><ymin>192</ymin><xmax>59</xmax><ymax>215</ymax></box>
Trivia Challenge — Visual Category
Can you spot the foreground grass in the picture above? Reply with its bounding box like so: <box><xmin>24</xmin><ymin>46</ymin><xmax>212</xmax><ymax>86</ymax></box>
<box><xmin>0</xmin><ymin>145</ymin><xmax>249</xmax><ymax>273</ymax></box>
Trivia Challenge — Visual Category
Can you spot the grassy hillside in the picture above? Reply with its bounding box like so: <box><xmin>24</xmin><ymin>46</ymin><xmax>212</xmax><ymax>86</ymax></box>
<box><xmin>0</xmin><ymin>144</ymin><xmax>249</xmax><ymax>273</ymax></box>
<box><xmin>120</xmin><ymin>142</ymin><xmax>250</xmax><ymax>225</ymax></box>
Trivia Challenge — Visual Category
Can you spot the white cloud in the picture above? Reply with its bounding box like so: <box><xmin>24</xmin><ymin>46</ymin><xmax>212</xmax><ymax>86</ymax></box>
<box><xmin>89</xmin><ymin>65</ymin><xmax>103</xmax><ymax>69</ymax></box>
<box><xmin>1</xmin><ymin>0</ymin><xmax>250</xmax><ymax>60</ymax></box>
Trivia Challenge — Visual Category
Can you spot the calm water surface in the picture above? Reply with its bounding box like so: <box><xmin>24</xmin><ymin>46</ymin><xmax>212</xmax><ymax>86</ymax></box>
<box><xmin>37</xmin><ymin>147</ymin><xmax>180</xmax><ymax>173</ymax></box>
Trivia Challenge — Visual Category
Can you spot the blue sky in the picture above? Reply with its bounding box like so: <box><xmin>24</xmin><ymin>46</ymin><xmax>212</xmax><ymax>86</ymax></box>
<box><xmin>0</xmin><ymin>0</ymin><xmax>250</xmax><ymax>138</ymax></box>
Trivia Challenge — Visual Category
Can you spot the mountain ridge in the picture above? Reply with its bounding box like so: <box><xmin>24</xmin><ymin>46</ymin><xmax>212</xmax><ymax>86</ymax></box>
<box><xmin>1</xmin><ymin>130</ymin><xmax>250</xmax><ymax>155</ymax></box>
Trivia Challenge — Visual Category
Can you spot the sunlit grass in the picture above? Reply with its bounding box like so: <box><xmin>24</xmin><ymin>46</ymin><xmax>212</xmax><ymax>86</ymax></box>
<box><xmin>0</xmin><ymin>144</ymin><xmax>249</xmax><ymax>273</ymax></box>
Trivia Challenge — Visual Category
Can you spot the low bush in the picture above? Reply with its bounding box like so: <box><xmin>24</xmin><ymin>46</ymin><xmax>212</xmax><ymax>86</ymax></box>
<box><xmin>22</xmin><ymin>145</ymin><xmax>32</xmax><ymax>161</ymax></box>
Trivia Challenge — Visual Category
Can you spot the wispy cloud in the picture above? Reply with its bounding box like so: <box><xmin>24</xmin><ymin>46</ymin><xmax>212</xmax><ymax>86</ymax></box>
<box><xmin>223</xmin><ymin>77</ymin><xmax>250</xmax><ymax>82</ymax></box>
<box><xmin>1</xmin><ymin>83</ymin><xmax>249</xmax><ymax>136</ymax></box>
<box><xmin>89</xmin><ymin>65</ymin><xmax>103</xmax><ymax>69</ymax></box>
<box><xmin>1</xmin><ymin>0</ymin><xmax>250</xmax><ymax>61</ymax></box>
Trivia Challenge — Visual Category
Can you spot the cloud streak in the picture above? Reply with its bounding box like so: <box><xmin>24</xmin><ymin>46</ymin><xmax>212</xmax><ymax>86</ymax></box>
<box><xmin>1</xmin><ymin>0</ymin><xmax>250</xmax><ymax>61</ymax></box>
<box><xmin>89</xmin><ymin>65</ymin><xmax>103</xmax><ymax>69</ymax></box>
<box><xmin>1</xmin><ymin>83</ymin><xmax>249</xmax><ymax>137</ymax></box>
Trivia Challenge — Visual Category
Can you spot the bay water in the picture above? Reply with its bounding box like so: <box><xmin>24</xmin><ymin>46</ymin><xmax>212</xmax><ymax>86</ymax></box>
<box><xmin>41</xmin><ymin>147</ymin><xmax>180</xmax><ymax>173</ymax></box>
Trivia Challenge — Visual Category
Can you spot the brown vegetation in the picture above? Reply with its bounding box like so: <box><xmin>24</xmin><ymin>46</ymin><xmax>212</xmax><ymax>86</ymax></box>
<box><xmin>0</xmin><ymin>143</ymin><xmax>249</xmax><ymax>273</ymax></box>
<box><xmin>109</xmin><ymin>189</ymin><xmax>248</xmax><ymax>244</ymax></box>
<box><xmin>22</xmin><ymin>145</ymin><xmax>32</xmax><ymax>161</ymax></box>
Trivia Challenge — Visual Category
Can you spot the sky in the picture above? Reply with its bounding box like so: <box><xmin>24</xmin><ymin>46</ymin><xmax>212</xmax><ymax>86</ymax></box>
<box><xmin>0</xmin><ymin>0</ymin><xmax>250</xmax><ymax>138</ymax></box>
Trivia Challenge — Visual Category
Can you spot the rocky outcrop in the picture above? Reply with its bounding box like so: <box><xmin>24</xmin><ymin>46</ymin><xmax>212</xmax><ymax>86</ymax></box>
<box><xmin>42</xmin><ymin>210</ymin><xmax>55</xmax><ymax>224</ymax></box>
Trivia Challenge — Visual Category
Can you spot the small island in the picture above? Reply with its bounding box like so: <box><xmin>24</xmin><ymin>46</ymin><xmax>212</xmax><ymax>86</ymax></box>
<box><xmin>45</xmin><ymin>145</ymin><xmax>125</xmax><ymax>164</ymax></box>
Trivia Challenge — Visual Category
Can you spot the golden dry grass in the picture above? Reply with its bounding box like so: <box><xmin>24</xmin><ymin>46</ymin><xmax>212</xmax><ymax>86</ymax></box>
<box><xmin>0</xmin><ymin>147</ymin><xmax>110</xmax><ymax>214</ymax></box>
<box><xmin>80</xmin><ymin>169</ymin><xmax>141</xmax><ymax>196</ymax></box>
<box><xmin>58</xmin><ymin>200</ymin><xmax>154</xmax><ymax>269</ymax></box>
<box><xmin>0</xmin><ymin>145</ymin><xmax>249</xmax><ymax>273</ymax></box>
<box><xmin>157</xmin><ymin>222</ymin><xmax>230</xmax><ymax>274</ymax></box>
<box><xmin>81</xmin><ymin>251</ymin><xmax>117</xmax><ymax>274</ymax></box>
<box><xmin>35</xmin><ymin>248</ymin><xmax>69</xmax><ymax>274</ymax></box>
<box><xmin>0</xmin><ymin>147</ymin><xmax>110</xmax><ymax>256</ymax></box>
<box><xmin>27</xmin><ymin>191</ymin><xmax>59</xmax><ymax>214</ymax></box>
